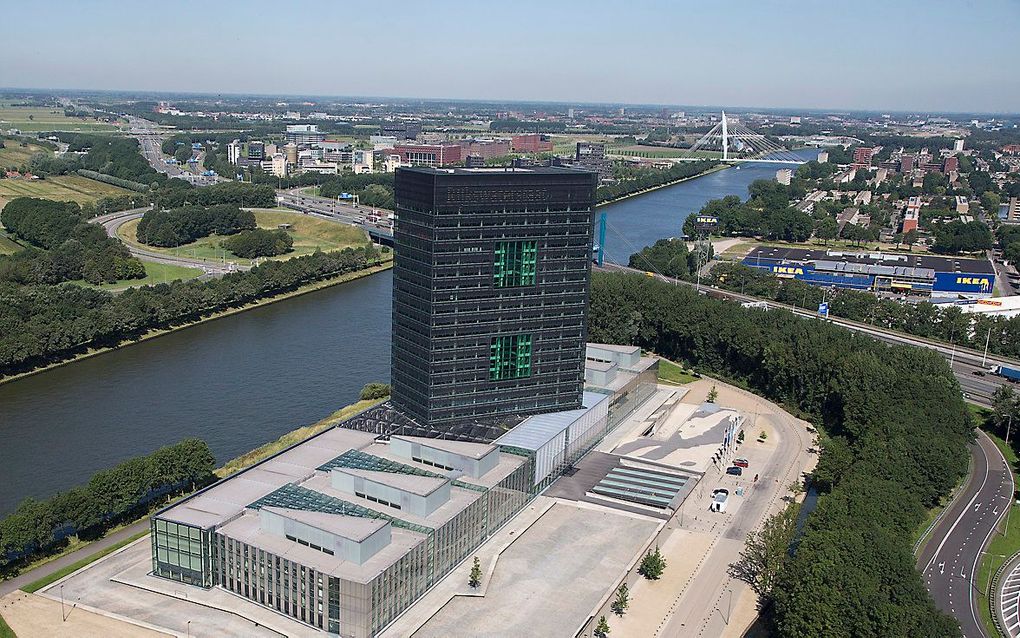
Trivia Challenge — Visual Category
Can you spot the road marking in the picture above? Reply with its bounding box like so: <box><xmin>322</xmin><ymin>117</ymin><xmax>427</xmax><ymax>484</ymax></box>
<box><xmin>940</xmin><ymin>562</ymin><xmax>946</xmax><ymax>574</ymax></box>
<box><xmin>923</xmin><ymin>442</ymin><xmax>992</xmax><ymax>574</ymax></box>
<box><xmin>970</xmin><ymin>433</ymin><xmax>1016</xmax><ymax>638</ymax></box>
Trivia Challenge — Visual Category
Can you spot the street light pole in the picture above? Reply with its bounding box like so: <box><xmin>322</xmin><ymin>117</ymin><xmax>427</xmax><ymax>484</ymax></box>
<box><xmin>982</xmin><ymin>327</ymin><xmax>992</xmax><ymax>368</ymax></box>
<box><xmin>60</xmin><ymin>584</ymin><xmax>65</xmax><ymax>622</ymax></box>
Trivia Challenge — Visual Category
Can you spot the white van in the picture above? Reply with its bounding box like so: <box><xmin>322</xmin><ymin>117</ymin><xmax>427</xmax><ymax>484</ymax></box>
<box><xmin>711</xmin><ymin>489</ymin><xmax>729</xmax><ymax>513</ymax></box>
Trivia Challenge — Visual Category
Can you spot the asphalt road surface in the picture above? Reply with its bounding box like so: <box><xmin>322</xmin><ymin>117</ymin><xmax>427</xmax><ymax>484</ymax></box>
<box><xmin>91</xmin><ymin>209</ymin><xmax>243</xmax><ymax>274</ymax></box>
<box><xmin>918</xmin><ymin>430</ymin><xmax>1014</xmax><ymax>638</ymax></box>
<box><xmin>276</xmin><ymin>188</ymin><xmax>394</xmax><ymax>241</ymax></box>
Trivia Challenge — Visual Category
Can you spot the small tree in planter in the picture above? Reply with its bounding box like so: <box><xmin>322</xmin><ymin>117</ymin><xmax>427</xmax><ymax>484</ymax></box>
<box><xmin>638</xmin><ymin>546</ymin><xmax>667</xmax><ymax>580</ymax></box>
<box><xmin>594</xmin><ymin>615</ymin><xmax>611</xmax><ymax>637</ymax></box>
<box><xmin>469</xmin><ymin>556</ymin><xmax>482</xmax><ymax>588</ymax></box>
<box><xmin>611</xmin><ymin>583</ymin><xmax>630</xmax><ymax>616</ymax></box>
<box><xmin>707</xmin><ymin>385</ymin><xmax>719</xmax><ymax>403</ymax></box>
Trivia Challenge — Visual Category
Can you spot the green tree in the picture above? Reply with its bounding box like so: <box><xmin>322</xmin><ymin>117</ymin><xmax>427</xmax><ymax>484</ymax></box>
<box><xmin>594</xmin><ymin>615</ymin><xmax>611</xmax><ymax>638</ymax></box>
<box><xmin>359</xmin><ymin>383</ymin><xmax>392</xmax><ymax>401</ymax></box>
<box><xmin>628</xmin><ymin>238</ymin><xmax>692</xmax><ymax>280</ymax></box>
<box><xmin>992</xmin><ymin>385</ymin><xmax>1020</xmax><ymax>431</ymax></box>
<box><xmin>903</xmin><ymin>228</ymin><xmax>919</xmax><ymax>251</ymax></box>
<box><xmin>730</xmin><ymin>505</ymin><xmax>800</xmax><ymax>596</ymax></box>
<box><xmin>469</xmin><ymin>556</ymin><xmax>482</xmax><ymax>588</ymax></box>
<box><xmin>707</xmin><ymin>386</ymin><xmax>719</xmax><ymax>403</ymax></box>
<box><xmin>611</xmin><ymin>583</ymin><xmax>630</xmax><ymax>616</ymax></box>
<box><xmin>638</xmin><ymin>546</ymin><xmax>666</xmax><ymax>580</ymax></box>
<box><xmin>815</xmin><ymin>217</ymin><xmax>837</xmax><ymax>245</ymax></box>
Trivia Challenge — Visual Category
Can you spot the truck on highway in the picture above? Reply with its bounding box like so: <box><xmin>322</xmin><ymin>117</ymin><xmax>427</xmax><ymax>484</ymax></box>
<box><xmin>991</xmin><ymin>365</ymin><xmax>1020</xmax><ymax>382</ymax></box>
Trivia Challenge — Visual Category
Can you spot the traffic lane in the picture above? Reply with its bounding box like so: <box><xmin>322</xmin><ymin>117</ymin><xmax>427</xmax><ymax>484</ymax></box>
<box><xmin>922</xmin><ymin>432</ymin><xmax>1013</xmax><ymax>637</ymax></box>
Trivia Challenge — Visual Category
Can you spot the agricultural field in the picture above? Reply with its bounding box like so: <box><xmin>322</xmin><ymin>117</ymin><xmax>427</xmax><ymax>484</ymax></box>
<box><xmin>0</xmin><ymin>104</ymin><xmax>121</xmax><ymax>132</ymax></box>
<box><xmin>118</xmin><ymin>208</ymin><xmax>371</xmax><ymax>266</ymax></box>
<box><xmin>548</xmin><ymin>133</ymin><xmax>620</xmax><ymax>155</ymax></box>
<box><xmin>610</xmin><ymin>145</ymin><xmax>723</xmax><ymax>159</ymax></box>
<box><xmin>0</xmin><ymin>138</ymin><xmax>53</xmax><ymax>167</ymax></box>
<box><xmin>0</xmin><ymin>175</ymin><xmax>132</xmax><ymax>209</ymax></box>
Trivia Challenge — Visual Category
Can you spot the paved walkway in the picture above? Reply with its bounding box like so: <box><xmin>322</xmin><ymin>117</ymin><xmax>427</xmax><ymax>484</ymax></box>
<box><xmin>0</xmin><ymin>590</ymin><xmax>171</xmax><ymax>638</ymax></box>
<box><xmin>598</xmin><ymin>378</ymin><xmax>816</xmax><ymax>638</ymax></box>
<box><xmin>0</xmin><ymin>519</ymin><xmax>149</xmax><ymax>597</ymax></box>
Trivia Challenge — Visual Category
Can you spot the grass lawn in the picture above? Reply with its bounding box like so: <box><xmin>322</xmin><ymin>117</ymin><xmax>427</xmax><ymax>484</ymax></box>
<box><xmin>217</xmin><ymin>397</ymin><xmax>385</xmax><ymax>478</ymax></box>
<box><xmin>0</xmin><ymin>175</ymin><xmax>132</xmax><ymax>209</ymax></box>
<box><xmin>658</xmin><ymin>358</ymin><xmax>698</xmax><ymax>385</ymax></box>
<box><xmin>21</xmin><ymin>530</ymin><xmax>149</xmax><ymax>594</ymax></box>
<box><xmin>0</xmin><ymin>105</ymin><xmax>120</xmax><ymax>133</ymax></box>
<box><xmin>0</xmin><ymin>227</ymin><xmax>22</xmax><ymax>255</ymax></box>
<box><xmin>0</xmin><ymin>612</ymin><xmax>14</xmax><ymax>638</ymax></box>
<box><xmin>0</xmin><ymin>138</ymin><xmax>52</xmax><ymax>167</ymax></box>
<box><xmin>71</xmin><ymin>260</ymin><xmax>204</xmax><ymax>291</ymax></box>
<box><xmin>118</xmin><ymin>208</ymin><xmax>371</xmax><ymax>267</ymax></box>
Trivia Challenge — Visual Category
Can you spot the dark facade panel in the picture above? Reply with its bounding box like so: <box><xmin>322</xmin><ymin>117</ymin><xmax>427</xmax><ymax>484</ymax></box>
<box><xmin>392</xmin><ymin>167</ymin><xmax>597</xmax><ymax>427</ymax></box>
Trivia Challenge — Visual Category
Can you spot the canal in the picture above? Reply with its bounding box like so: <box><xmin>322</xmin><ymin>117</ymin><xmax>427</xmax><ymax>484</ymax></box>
<box><xmin>0</xmin><ymin>149</ymin><xmax>816</xmax><ymax>515</ymax></box>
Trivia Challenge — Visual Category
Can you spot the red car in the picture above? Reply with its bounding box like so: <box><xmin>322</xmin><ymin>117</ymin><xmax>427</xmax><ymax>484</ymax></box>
<box><xmin>733</xmin><ymin>458</ymin><xmax>749</xmax><ymax>468</ymax></box>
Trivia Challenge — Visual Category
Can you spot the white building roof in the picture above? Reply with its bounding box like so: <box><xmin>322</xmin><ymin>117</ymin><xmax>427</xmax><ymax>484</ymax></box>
<box><xmin>260</xmin><ymin>506</ymin><xmax>387</xmax><ymax>542</ymax></box>
<box><xmin>390</xmin><ymin>434</ymin><xmax>496</xmax><ymax>461</ymax></box>
<box><xmin>494</xmin><ymin>392</ymin><xmax>609</xmax><ymax>451</ymax></box>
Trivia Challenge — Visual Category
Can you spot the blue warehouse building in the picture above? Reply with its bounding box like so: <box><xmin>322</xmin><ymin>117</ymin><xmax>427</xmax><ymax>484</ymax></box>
<box><xmin>742</xmin><ymin>247</ymin><xmax>996</xmax><ymax>298</ymax></box>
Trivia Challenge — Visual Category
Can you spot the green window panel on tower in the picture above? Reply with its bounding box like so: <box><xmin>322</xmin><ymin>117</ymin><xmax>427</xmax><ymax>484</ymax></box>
<box><xmin>489</xmin><ymin>334</ymin><xmax>532</xmax><ymax>381</ymax></box>
<box><xmin>493</xmin><ymin>240</ymin><xmax>537</xmax><ymax>287</ymax></box>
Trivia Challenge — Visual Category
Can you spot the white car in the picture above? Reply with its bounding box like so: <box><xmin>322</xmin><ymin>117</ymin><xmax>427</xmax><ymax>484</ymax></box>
<box><xmin>711</xmin><ymin>489</ymin><xmax>729</xmax><ymax>513</ymax></box>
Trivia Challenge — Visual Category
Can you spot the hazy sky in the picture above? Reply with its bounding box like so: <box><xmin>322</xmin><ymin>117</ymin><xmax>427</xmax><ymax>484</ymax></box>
<box><xmin>2</xmin><ymin>0</ymin><xmax>1018</xmax><ymax>112</ymax></box>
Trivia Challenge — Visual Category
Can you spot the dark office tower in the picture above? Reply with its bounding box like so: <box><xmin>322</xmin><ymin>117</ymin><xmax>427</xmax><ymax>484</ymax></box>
<box><xmin>391</xmin><ymin>167</ymin><xmax>597</xmax><ymax>427</ymax></box>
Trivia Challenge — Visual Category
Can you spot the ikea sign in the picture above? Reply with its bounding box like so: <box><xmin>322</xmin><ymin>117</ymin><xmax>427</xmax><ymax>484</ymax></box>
<box><xmin>956</xmin><ymin>276</ymin><xmax>992</xmax><ymax>289</ymax></box>
<box><xmin>934</xmin><ymin>272</ymin><xmax>995</xmax><ymax>293</ymax></box>
<box><xmin>695</xmin><ymin>215</ymin><xmax>718</xmax><ymax>225</ymax></box>
<box><xmin>772</xmin><ymin>266</ymin><xmax>804</xmax><ymax>276</ymax></box>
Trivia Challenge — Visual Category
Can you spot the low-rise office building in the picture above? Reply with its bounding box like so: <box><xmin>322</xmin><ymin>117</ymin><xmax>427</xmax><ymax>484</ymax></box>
<box><xmin>152</xmin><ymin>427</ymin><xmax>530</xmax><ymax>638</ymax></box>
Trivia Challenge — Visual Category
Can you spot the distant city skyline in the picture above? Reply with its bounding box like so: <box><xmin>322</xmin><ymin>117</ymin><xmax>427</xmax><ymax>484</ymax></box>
<box><xmin>2</xmin><ymin>0</ymin><xmax>1019</xmax><ymax>113</ymax></box>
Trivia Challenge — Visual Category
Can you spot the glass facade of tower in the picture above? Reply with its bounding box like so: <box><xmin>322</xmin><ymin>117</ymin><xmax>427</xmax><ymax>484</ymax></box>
<box><xmin>391</xmin><ymin>167</ymin><xmax>597</xmax><ymax>427</ymax></box>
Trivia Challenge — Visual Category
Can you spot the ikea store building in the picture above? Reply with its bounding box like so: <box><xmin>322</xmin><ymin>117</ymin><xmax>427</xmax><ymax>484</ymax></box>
<box><xmin>742</xmin><ymin>247</ymin><xmax>996</xmax><ymax>298</ymax></box>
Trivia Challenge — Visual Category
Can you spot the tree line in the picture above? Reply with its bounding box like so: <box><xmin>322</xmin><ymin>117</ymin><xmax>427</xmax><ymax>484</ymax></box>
<box><xmin>136</xmin><ymin>204</ymin><xmax>256</xmax><ymax>247</ymax></box>
<box><xmin>709</xmin><ymin>262</ymin><xmax>1020</xmax><ymax>359</ymax></box>
<box><xmin>150</xmin><ymin>181</ymin><xmax>276</xmax><ymax>209</ymax></box>
<box><xmin>588</xmin><ymin>271</ymin><xmax>969</xmax><ymax>637</ymax></box>
<box><xmin>0</xmin><ymin>245</ymin><xmax>382</xmax><ymax>377</ymax></box>
<box><xmin>596</xmin><ymin>160</ymin><xmax>716</xmax><ymax>203</ymax></box>
<box><xmin>0</xmin><ymin>439</ymin><xmax>215</xmax><ymax>575</ymax></box>
<box><xmin>0</xmin><ymin>197</ymin><xmax>144</xmax><ymax>284</ymax></box>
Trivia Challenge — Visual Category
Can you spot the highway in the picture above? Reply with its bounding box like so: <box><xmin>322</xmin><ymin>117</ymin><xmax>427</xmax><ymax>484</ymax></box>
<box><xmin>275</xmin><ymin>188</ymin><xmax>394</xmax><ymax>244</ymax></box>
<box><xmin>128</xmin><ymin>116</ymin><xmax>220</xmax><ymax>186</ymax></box>
<box><xmin>917</xmin><ymin>431</ymin><xmax>1014</xmax><ymax>638</ymax></box>
<box><xmin>599</xmin><ymin>262</ymin><xmax>1018</xmax><ymax>408</ymax></box>
<box><xmin>91</xmin><ymin>208</ymin><xmax>244</xmax><ymax>274</ymax></box>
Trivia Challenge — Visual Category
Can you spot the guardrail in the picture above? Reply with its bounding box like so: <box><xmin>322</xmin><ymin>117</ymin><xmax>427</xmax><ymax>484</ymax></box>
<box><xmin>991</xmin><ymin>553</ymin><xmax>1018</xmax><ymax>638</ymax></box>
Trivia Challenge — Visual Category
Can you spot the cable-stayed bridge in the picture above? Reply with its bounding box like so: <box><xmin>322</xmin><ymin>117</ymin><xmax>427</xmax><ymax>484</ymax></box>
<box><xmin>670</xmin><ymin>111</ymin><xmax>806</xmax><ymax>165</ymax></box>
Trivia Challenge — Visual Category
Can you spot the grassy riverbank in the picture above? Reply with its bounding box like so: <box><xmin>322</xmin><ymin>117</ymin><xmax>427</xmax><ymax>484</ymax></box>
<box><xmin>216</xmin><ymin>397</ymin><xmax>386</xmax><ymax>478</ymax></box>
<box><xmin>4</xmin><ymin>393</ymin><xmax>388</xmax><ymax>593</ymax></box>
<box><xmin>0</xmin><ymin>260</ymin><xmax>393</xmax><ymax>388</ymax></box>
<box><xmin>597</xmin><ymin>163</ymin><xmax>730</xmax><ymax>208</ymax></box>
